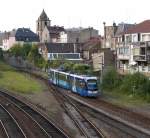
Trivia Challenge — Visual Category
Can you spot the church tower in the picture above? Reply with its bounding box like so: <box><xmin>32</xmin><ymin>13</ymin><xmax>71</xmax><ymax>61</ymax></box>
<box><xmin>36</xmin><ymin>9</ymin><xmax>51</xmax><ymax>41</ymax></box>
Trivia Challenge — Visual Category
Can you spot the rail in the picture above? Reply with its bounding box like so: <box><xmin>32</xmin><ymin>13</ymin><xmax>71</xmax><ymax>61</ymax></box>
<box><xmin>50</xmin><ymin>85</ymin><xmax>105</xmax><ymax>138</ymax></box>
<box><xmin>0</xmin><ymin>89</ymin><xmax>69</xmax><ymax>138</ymax></box>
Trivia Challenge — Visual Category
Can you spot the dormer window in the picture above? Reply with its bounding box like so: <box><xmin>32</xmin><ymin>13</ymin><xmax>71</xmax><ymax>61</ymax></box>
<box><xmin>26</xmin><ymin>38</ymin><xmax>29</xmax><ymax>41</ymax></box>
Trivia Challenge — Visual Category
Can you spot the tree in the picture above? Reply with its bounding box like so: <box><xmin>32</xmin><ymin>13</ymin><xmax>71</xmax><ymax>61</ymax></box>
<box><xmin>48</xmin><ymin>60</ymin><xmax>62</xmax><ymax>68</ymax></box>
<box><xmin>9</xmin><ymin>44</ymin><xmax>23</xmax><ymax>57</ymax></box>
<box><xmin>102</xmin><ymin>67</ymin><xmax>121</xmax><ymax>90</ymax></box>
<box><xmin>0</xmin><ymin>48</ymin><xmax>3</xmax><ymax>60</ymax></box>
<box><xmin>63</xmin><ymin>61</ymin><xmax>74</xmax><ymax>71</ymax></box>
<box><xmin>27</xmin><ymin>44</ymin><xmax>40</xmax><ymax>63</ymax></box>
<box><xmin>22</xmin><ymin>43</ymin><xmax>32</xmax><ymax>59</ymax></box>
<box><xmin>27</xmin><ymin>44</ymin><xmax>46</xmax><ymax>68</ymax></box>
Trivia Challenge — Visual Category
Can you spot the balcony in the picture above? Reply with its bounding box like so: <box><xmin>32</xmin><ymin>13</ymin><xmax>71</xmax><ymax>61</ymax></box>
<box><xmin>118</xmin><ymin>54</ymin><xmax>130</xmax><ymax>60</ymax></box>
<box><xmin>133</xmin><ymin>55</ymin><xmax>146</xmax><ymax>61</ymax></box>
<box><xmin>147</xmin><ymin>55</ymin><xmax>150</xmax><ymax>63</ymax></box>
<box><xmin>133</xmin><ymin>41</ymin><xmax>150</xmax><ymax>47</ymax></box>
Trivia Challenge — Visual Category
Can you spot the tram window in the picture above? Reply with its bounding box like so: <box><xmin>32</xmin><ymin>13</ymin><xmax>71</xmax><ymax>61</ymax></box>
<box><xmin>55</xmin><ymin>72</ymin><xmax>59</xmax><ymax>79</ymax></box>
<box><xmin>59</xmin><ymin>73</ymin><xmax>67</xmax><ymax>81</ymax></box>
<box><xmin>76</xmin><ymin>78</ymin><xmax>85</xmax><ymax>88</ymax></box>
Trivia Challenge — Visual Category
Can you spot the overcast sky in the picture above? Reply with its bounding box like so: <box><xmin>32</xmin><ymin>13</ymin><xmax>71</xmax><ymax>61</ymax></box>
<box><xmin>0</xmin><ymin>0</ymin><xmax>150</xmax><ymax>35</ymax></box>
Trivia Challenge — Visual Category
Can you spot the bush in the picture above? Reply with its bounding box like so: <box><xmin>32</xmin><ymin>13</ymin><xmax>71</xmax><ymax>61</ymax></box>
<box><xmin>9</xmin><ymin>44</ymin><xmax>23</xmax><ymax>57</ymax></box>
<box><xmin>72</xmin><ymin>64</ymin><xmax>91</xmax><ymax>74</ymax></box>
<box><xmin>120</xmin><ymin>72</ymin><xmax>149</xmax><ymax>96</ymax></box>
<box><xmin>48</xmin><ymin>60</ymin><xmax>62</xmax><ymax>68</ymax></box>
<box><xmin>0</xmin><ymin>71</ymin><xmax>2</xmax><ymax>78</ymax></box>
<box><xmin>102</xmin><ymin>67</ymin><xmax>121</xmax><ymax>90</ymax></box>
<box><xmin>22</xmin><ymin>43</ymin><xmax>32</xmax><ymax>59</ymax></box>
<box><xmin>63</xmin><ymin>61</ymin><xmax>74</xmax><ymax>71</ymax></box>
<box><xmin>0</xmin><ymin>48</ymin><xmax>3</xmax><ymax>60</ymax></box>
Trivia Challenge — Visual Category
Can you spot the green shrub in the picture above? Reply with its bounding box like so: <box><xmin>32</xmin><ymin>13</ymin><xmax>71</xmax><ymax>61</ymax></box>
<box><xmin>72</xmin><ymin>64</ymin><xmax>91</xmax><ymax>74</ymax></box>
<box><xmin>9</xmin><ymin>44</ymin><xmax>23</xmax><ymax>57</ymax></box>
<box><xmin>120</xmin><ymin>72</ymin><xmax>149</xmax><ymax>95</ymax></box>
<box><xmin>0</xmin><ymin>48</ymin><xmax>3</xmax><ymax>60</ymax></box>
<box><xmin>102</xmin><ymin>67</ymin><xmax>121</xmax><ymax>90</ymax></box>
<box><xmin>0</xmin><ymin>71</ymin><xmax>2</xmax><ymax>78</ymax></box>
<box><xmin>63</xmin><ymin>61</ymin><xmax>74</xmax><ymax>71</ymax></box>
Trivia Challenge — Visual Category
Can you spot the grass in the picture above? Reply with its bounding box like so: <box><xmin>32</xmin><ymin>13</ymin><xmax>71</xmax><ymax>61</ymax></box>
<box><xmin>0</xmin><ymin>61</ymin><xmax>44</xmax><ymax>94</ymax></box>
<box><xmin>102</xmin><ymin>90</ymin><xmax>150</xmax><ymax>108</ymax></box>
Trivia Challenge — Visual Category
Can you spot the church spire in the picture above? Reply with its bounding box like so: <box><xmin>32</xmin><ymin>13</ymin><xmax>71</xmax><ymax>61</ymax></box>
<box><xmin>39</xmin><ymin>9</ymin><xmax>49</xmax><ymax>20</ymax></box>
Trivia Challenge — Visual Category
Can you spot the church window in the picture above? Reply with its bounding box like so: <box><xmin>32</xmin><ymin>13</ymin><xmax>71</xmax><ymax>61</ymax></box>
<box><xmin>38</xmin><ymin>22</ymin><xmax>39</xmax><ymax>28</ymax></box>
<box><xmin>45</xmin><ymin>22</ymin><xmax>47</xmax><ymax>26</ymax></box>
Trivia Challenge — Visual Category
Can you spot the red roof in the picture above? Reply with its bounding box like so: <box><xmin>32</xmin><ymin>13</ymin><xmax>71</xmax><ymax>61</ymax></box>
<box><xmin>125</xmin><ymin>20</ymin><xmax>150</xmax><ymax>34</ymax></box>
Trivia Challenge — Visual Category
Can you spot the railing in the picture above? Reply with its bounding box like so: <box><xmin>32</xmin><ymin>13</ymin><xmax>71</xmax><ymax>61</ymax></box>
<box><xmin>133</xmin><ymin>41</ymin><xmax>150</xmax><ymax>47</ymax></box>
<box><xmin>133</xmin><ymin>55</ymin><xmax>146</xmax><ymax>61</ymax></box>
<box><xmin>117</xmin><ymin>54</ymin><xmax>130</xmax><ymax>60</ymax></box>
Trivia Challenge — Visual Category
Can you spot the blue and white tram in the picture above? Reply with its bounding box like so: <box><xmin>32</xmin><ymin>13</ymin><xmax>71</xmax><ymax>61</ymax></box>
<box><xmin>48</xmin><ymin>69</ymin><xmax>99</xmax><ymax>97</ymax></box>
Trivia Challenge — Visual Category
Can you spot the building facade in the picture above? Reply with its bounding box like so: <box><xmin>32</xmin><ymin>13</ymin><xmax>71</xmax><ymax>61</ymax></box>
<box><xmin>42</xmin><ymin>26</ymin><xmax>67</xmax><ymax>43</ymax></box>
<box><xmin>38</xmin><ymin>43</ymin><xmax>82</xmax><ymax>61</ymax></box>
<box><xmin>92</xmin><ymin>49</ymin><xmax>115</xmax><ymax>71</ymax></box>
<box><xmin>66</xmin><ymin>27</ymin><xmax>99</xmax><ymax>43</ymax></box>
<box><xmin>2</xmin><ymin>28</ymin><xmax>39</xmax><ymax>51</ymax></box>
<box><xmin>103</xmin><ymin>22</ymin><xmax>117</xmax><ymax>50</ymax></box>
<box><xmin>117</xmin><ymin>20</ymin><xmax>150</xmax><ymax>73</ymax></box>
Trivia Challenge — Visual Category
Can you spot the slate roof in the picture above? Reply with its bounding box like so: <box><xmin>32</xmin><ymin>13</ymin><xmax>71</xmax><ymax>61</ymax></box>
<box><xmin>47</xmin><ymin>26</ymin><xmax>65</xmax><ymax>38</ymax></box>
<box><xmin>115</xmin><ymin>23</ymin><xmax>135</xmax><ymax>36</ymax></box>
<box><xmin>45</xmin><ymin>43</ymin><xmax>75</xmax><ymax>53</ymax></box>
<box><xmin>11</xmin><ymin>28</ymin><xmax>39</xmax><ymax>42</ymax></box>
<box><xmin>39</xmin><ymin>9</ymin><xmax>49</xmax><ymax>20</ymax></box>
<box><xmin>125</xmin><ymin>20</ymin><xmax>150</xmax><ymax>34</ymax></box>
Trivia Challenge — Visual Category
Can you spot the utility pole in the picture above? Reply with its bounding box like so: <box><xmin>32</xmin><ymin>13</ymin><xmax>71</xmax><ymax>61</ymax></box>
<box><xmin>99</xmin><ymin>55</ymin><xmax>104</xmax><ymax>84</ymax></box>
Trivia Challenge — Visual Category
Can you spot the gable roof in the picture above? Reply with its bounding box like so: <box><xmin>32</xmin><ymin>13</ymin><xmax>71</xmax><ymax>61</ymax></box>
<box><xmin>46</xmin><ymin>26</ymin><xmax>65</xmax><ymax>38</ymax></box>
<box><xmin>47</xmin><ymin>26</ymin><xmax>65</xmax><ymax>33</ymax></box>
<box><xmin>125</xmin><ymin>20</ymin><xmax>150</xmax><ymax>34</ymax></box>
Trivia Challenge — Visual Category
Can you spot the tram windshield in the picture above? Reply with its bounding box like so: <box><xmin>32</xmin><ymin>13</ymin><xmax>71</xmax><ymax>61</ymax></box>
<box><xmin>87</xmin><ymin>79</ymin><xmax>98</xmax><ymax>91</ymax></box>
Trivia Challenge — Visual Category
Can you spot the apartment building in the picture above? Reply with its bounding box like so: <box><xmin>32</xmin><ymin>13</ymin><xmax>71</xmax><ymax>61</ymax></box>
<box><xmin>117</xmin><ymin>20</ymin><xmax>150</xmax><ymax>73</ymax></box>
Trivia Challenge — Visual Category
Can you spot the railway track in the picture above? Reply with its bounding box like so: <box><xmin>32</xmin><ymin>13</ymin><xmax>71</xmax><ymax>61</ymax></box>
<box><xmin>88</xmin><ymin>96</ymin><xmax>150</xmax><ymax>130</ymax></box>
<box><xmin>49</xmin><ymin>84</ymin><xmax>105</xmax><ymax>138</ymax></box>
<box><xmin>65</xmin><ymin>92</ymin><xmax>150</xmax><ymax>138</ymax></box>
<box><xmin>0</xmin><ymin>120</ymin><xmax>9</xmax><ymax>138</ymax></box>
<box><xmin>15</xmin><ymin>68</ymin><xmax>150</xmax><ymax>138</ymax></box>
<box><xmin>0</xmin><ymin>104</ymin><xmax>26</xmax><ymax>138</ymax></box>
<box><xmin>0</xmin><ymin>89</ymin><xmax>69</xmax><ymax>138</ymax></box>
<box><xmin>0</xmin><ymin>95</ymin><xmax>51</xmax><ymax>138</ymax></box>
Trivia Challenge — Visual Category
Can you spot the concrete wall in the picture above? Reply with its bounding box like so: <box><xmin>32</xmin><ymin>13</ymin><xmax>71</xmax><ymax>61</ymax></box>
<box><xmin>67</xmin><ymin>28</ymin><xmax>99</xmax><ymax>43</ymax></box>
<box><xmin>104</xmin><ymin>26</ymin><xmax>116</xmax><ymax>50</ymax></box>
<box><xmin>92</xmin><ymin>49</ymin><xmax>115</xmax><ymax>71</ymax></box>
